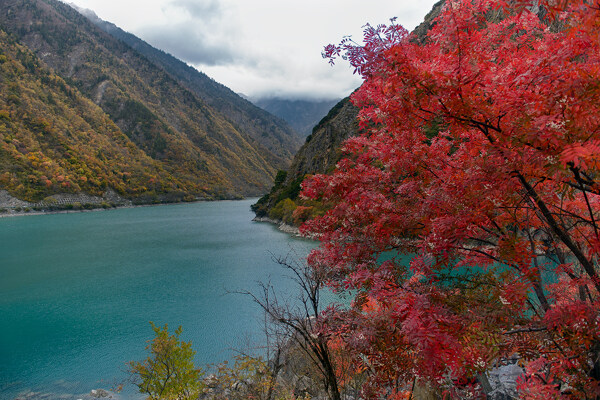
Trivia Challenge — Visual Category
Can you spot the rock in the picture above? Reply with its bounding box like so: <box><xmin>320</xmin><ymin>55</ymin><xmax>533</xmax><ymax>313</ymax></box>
<box><xmin>486</xmin><ymin>362</ymin><xmax>523</xmax><ymax>400</ymax></box>
<box><xmin>252</xmin><ymin>216</ymin><xmax>301</xmax><ymax>235</ymax></box>
<box><xmin>278</xmin><ymin>222</ymin><xmax>300</xmax><ymax>235</ymax></box>
<box><xmin>90</xmin><ymin>388</ymin><xmax>110</xmax><ymax>398</ymax></box>
<box><xmin>0</xmin><ymin>190</ymin><xmax>31</xmax><ymax>208</ymax></box>
<box><xmin>203</xmin><ymin>374</ymin><xmax>219</xmax><ymax>388</ymax></box>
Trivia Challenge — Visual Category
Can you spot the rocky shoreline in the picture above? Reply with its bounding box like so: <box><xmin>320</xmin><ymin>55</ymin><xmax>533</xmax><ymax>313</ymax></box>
<box><xmin>5</xmin><ymin>386</ymin><xmax>123</xmax><ymax>400</ymax></box>
<box><xmin>0</xmin><ymin>189</ymin><xmax>224</xmax><ymax>218</ymax></box>
<box><xmin>252</xmin><ymin>216</ymin><xmax>300</xmax><ymax>235</ymax></box>
<box><xmin>0</xmin><ymin>189</ymin><xmax>133</xmax><ymax>217</ymax></box>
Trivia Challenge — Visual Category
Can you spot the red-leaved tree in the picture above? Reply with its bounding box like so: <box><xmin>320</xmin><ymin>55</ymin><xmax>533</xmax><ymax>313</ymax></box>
<box><xmin>302</xmin><ymin>0</ymin><xmax>600</xmax><ymax>397</ymax></box>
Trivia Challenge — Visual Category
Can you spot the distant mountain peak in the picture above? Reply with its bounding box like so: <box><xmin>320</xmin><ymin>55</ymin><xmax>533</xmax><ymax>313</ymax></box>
<box><xmin>251</xmin><ymin>97</ymin><xmax>341</xmax><ymax>137</ymax></box>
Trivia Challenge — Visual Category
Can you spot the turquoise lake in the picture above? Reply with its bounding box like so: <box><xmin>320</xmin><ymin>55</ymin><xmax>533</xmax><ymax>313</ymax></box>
<box><xmin>0</xmin><ymin>200</ymin><xmax>315</xmax><ymax>399</ymax></box>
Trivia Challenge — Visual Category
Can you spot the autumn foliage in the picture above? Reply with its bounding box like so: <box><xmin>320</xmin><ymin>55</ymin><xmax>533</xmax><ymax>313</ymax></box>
<box><xmin>303</xmin><ymin>0</ymin><xmax>600</xmax><ymax>397</ymax></box>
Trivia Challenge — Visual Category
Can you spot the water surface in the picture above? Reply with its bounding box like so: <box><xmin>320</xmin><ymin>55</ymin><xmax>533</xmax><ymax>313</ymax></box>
<box><xmin>0</xmin><ymin>200</ymin><xmax>314</xmax><ymax>399</ymax></box>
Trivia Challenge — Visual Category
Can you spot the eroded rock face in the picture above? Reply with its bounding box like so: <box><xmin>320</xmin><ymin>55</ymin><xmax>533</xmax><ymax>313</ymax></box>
<box><xmin>0</xmin><ymin>189</ymin><xmax>131</xmax><ymax>213</ymax></box>
<box><xmin>0</xmin><ymin>190</ymin><xmax>31</xmax><ymax>208</ymax></box>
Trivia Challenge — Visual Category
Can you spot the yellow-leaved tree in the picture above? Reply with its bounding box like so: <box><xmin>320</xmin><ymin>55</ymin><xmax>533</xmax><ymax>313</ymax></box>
<box><xmin>129</xmin><ymin>322</ymin><xmax>203</xmax><ymax>400</ymax></box>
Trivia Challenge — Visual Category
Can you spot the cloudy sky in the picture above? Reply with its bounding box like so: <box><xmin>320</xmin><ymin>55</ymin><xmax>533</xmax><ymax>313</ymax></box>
<box><xmin>63</xmin><ymin>0</ymin><xmax>438</xmax><ymax>100</ymax></box>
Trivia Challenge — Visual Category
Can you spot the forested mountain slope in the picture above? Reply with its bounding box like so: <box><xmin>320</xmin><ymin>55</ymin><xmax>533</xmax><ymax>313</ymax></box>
<box><xmin>0</xmin><ymin>29</ymin><xmax>184</xmax><ymax>202</ymax></box>
<box><xmin>77</xmin><ymin>8</ymin><xmax>301</xmax><ymax>167</ymax></box>
<box><xmin>252</xmin><ymin>98</ymin><xmax>359</xmax><ymax>221</ymax></box>
<box><xmin>0</xmin><ymin>0</ymin><xmax>299</xmax><ymax>202</ymax></box>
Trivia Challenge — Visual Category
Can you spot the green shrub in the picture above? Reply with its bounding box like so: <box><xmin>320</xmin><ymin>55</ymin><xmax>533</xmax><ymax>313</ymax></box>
<box><xmin>129</xmin><ymin>323</ymin><xmax>203</xmax><ymax>400</ymax></box>
<box><xmin>269</xmin><ymin>198</ymin><xmax>297</xmax><ymax>224</ymax></box>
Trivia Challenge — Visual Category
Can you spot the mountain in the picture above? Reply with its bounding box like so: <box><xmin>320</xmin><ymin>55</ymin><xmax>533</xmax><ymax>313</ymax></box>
<box><xmin>251</xmin><ymin>98</ymin><xmax>359</xmax><ymax>221</ymax></box>
<box><xmin>251</xmin><ymin>1</ymin><xmax>445</xmax><ymax>223</ymax></box>
<box><xmin>0</xmin><ymin>0</ymin><xmax>300</xmax><ymax>203</ymax></box>
<box><xmin>251</xmin><ymin>97</ymin><xmax>340</xmax><ymax>137</ymax></box>
<box><xmin>0</xmin><ymin>29</ymin><xmax>185</xmax><ymax>203</ymax></box>
<box><xmin>283</xmin><ymin>98</ymin><xmax>358</xmax><ymax>181</ymax></box>
<box><xmin>77</xmin><ymin>7</ymin><xmax>301</xmax><ymax>167</ymax></box>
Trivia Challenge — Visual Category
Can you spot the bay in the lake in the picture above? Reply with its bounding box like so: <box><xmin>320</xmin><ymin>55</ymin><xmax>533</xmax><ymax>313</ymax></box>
<box><xmin>0</xmin><ymin>199</ymin><xmax>315</xmax><ymax>399</ymax></box>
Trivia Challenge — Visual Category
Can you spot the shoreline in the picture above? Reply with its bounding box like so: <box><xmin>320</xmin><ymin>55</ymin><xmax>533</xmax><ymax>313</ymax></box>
<box><xmin>0</xmin><ymin>200</ymin><xmax>254</xmax><ymax>219</ymax></box>
<box><xmin>252</xmin><ymin>216</ymin><xmax>300</xmax><ymax>236</ymax></box>
<box><xmin>0</xmin><ymin>203</ymin><xmax>138</xmax><ymax>218</ymax></box>
<box><xmin>0</xmin><ymin>189</ymin><xmax>252</xmax><ymax>219</ymax></box>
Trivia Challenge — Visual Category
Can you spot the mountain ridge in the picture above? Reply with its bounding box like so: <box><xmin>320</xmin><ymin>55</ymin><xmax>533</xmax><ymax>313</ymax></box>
<box><xmin>77</xmin><ymin>7</ymin><xmax>302</xmax><ymax>167</ymax></box>
<box><xmin>0</xmin><ymin>0</ymin><xmax>301</xmax><ymax>203</ymax></box>
<box><xmin>251</xmin><ymin>97</ymin><xmax>359</xmax><ymax>222</ymax></box>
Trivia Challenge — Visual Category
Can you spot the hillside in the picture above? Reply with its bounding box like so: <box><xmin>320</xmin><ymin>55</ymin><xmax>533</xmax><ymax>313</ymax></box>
<box><xmin>0</xmin><ymin>29</ymin><xmax>185</xmax><ymax>203</ymax></box>
<box><xmin>0</xmin><ymin>0</ymin><xmax>300</xmax><ymax>203</ymax></box>
<box><xmin>77</xmin><ymin>7</ymin><xmax>302</xmax><ymax>167</ymax></box>
<box><xmin>251</xmin><ymin>98</ymin><xmax>359</xmax><ymax>222</ymax></box>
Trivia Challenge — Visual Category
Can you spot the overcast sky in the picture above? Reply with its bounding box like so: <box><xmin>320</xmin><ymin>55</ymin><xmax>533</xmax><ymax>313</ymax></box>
<box><xmin>63</xmin><ymin>0</ymin><xmax>438</xmax><ymax>100</ymax></box>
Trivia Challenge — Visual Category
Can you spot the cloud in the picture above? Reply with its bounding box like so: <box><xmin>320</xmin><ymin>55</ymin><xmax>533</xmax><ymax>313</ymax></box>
<box><xmin>139</xmin><ymin>24</ymin><xmax>237</xmax><ymax>66</ymax></box>
<box><xmin>64</xmin><ymin>0</ymin><xmax>440</xmax><ymax>100</ymax></box>
<box><xmin>199</xmin><ymin>60</ymin><xmax>362</xmax><ymax>101</ymax></box>
<box><xmin>169</xmin><ymin>0</ymin><xmax>222</xmax><ymax>20</ymax></box>
<box><xmin>136</xmin><ymin>0</ymin><xmax>241</xmax><ymax>67</ymax></box>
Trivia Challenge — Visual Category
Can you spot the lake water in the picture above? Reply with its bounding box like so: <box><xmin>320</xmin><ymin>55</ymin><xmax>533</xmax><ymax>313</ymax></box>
<box><xmin>0</xmin><ymin>200</ymin><xmax>315</xmax><ymax>399</ymax></box>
